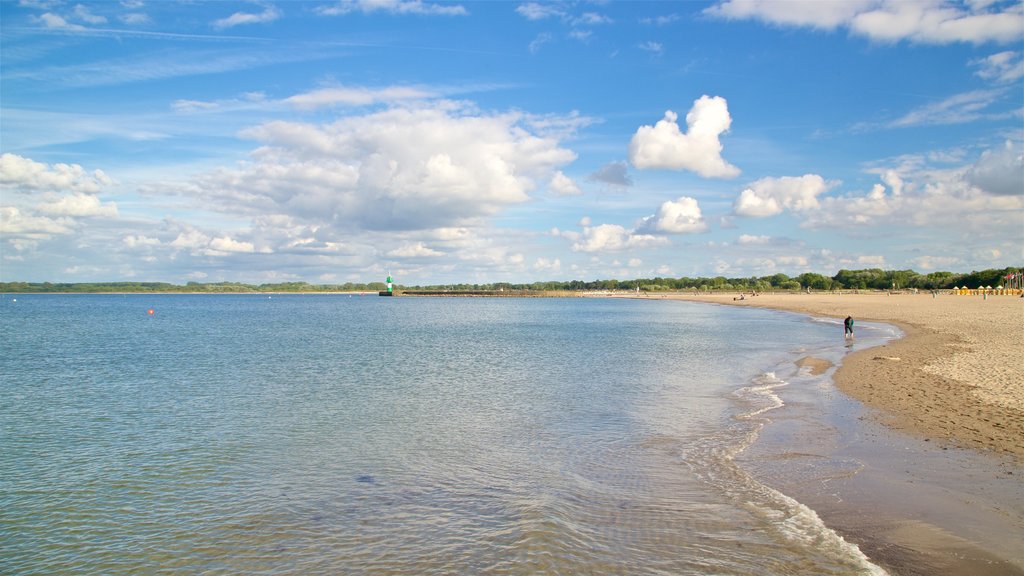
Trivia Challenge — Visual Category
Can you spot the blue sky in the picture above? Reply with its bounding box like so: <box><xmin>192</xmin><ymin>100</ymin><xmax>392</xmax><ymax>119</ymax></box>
<box><xmin>2</xmin><ymin>0</ymin><xmax>1022</xmax><ymax>285</ymax></box>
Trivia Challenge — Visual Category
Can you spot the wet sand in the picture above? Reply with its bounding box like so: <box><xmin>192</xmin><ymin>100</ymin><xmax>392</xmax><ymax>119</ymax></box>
<box><xmin>630</xmin><ymin>291</ymin><xmax>1024</xmax><ymax>575</ymax></box>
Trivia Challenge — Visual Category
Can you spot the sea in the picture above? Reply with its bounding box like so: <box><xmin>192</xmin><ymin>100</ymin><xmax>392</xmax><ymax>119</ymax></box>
<box><xmin>1</xmin><ymin>294</ymin><xmax>897</xmax><ymax>575</ymax></box>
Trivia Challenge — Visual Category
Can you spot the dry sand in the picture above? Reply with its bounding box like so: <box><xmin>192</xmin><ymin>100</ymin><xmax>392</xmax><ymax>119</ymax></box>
<box><xmin>660</xmin><ymin>291</ymin><xmax>1024</xmax><ymax>461</ymax></box>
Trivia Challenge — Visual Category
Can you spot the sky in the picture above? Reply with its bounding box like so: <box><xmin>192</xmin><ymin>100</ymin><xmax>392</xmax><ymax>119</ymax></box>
<box><xmin>1</xmin><ymin>0</ymin><xmax>1022</xmax><ymax>286</ymax></box>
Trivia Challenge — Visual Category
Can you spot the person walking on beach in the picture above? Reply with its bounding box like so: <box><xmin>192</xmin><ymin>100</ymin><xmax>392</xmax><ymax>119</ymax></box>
<box><xmin>844</xmin><ymin>316</ymin><xmax>854</xmax><ymax>339</ymax></box>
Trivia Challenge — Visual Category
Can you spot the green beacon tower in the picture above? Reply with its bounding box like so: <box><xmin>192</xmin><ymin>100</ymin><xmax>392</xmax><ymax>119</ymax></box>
<box><xmin>380</xmin><ymin>272</ymin><xmax>394</xmax><ymax>296</ymax></box>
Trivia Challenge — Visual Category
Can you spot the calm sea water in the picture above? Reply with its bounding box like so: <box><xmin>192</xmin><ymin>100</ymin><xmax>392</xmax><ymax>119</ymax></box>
<box><xmin>1</xmin><ymin>295</ymin><xmax>889</xmax><ymax>574</ymax></box>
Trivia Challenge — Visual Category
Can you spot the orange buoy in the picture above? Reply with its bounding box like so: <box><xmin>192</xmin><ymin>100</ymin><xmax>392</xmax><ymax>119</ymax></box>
<box><xmin>147</xmin><ymin>309</ymin><xmax>155</xmax><ymax>315</ymax></box>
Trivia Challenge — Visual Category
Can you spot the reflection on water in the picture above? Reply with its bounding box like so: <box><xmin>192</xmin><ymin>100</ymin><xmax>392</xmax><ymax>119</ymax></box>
<box><xmin>1</xmin><ymin>295</ymin><xmax>882</xmax><ymax>574</ymax></box>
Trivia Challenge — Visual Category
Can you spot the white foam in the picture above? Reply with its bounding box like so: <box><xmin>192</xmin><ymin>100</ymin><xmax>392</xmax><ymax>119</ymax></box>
<box><xmin>722</xmin><ymin>369</ymin><xmax>890</xmax><ymax>575</ymax></box>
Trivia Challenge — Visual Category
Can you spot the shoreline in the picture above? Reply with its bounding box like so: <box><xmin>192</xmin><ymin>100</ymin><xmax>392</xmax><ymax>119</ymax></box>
<box><xmin>650</xmin><ymin>292</ymin><xmax>1024</xmax><ymax>460</ymax></box>
<box><xmin>644</xmin><ymin>292</ymin><xmax>1023</xmax><ymax>575</ymax></box>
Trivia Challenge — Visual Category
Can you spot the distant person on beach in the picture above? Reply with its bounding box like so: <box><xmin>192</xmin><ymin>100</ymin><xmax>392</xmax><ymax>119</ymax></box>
<box><xmin>844</xmin><ymin>316</ymin><xmax>854</xmax><ymax>338</ymax></box>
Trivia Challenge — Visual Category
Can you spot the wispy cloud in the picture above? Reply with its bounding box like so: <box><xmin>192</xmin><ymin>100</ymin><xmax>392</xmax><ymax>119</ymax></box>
<box><xmin>212</xmin><ymin>4</ymin><xmax>282</xmax><ymax>30</ymax></box>
<box><xmin>5</xmin><ymin>46</ymin><xmax>330</xmax><ymax>88</ymax></box>
<box><xmin>638</xmin><ymin>41</ymin><xmax>663</xmax><ymax>54</ymax></box>
<box><xmin>972</xmin><ymin>51</ymin><xmax>1024</xmax><ymax>83</ymax></box>
<box><xmin>892</xmin><ymin>89</ymin><xmax>1008</xmax><ymax>127</ymax></box>
<box><xmin>316</xmin><ymin>0</ymin><xmax>467</xmax><ymax>17</ymax></box>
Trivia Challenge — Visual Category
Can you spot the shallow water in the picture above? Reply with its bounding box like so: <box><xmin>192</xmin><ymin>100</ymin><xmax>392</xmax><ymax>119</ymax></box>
<box><xmin>1</xmin><ymin>295</ymin><xmax>889</xmax><ymax>574</ymax></box>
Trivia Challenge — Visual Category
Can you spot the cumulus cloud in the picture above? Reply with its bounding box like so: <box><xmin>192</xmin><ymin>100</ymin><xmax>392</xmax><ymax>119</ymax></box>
<box><xmin>706</xmin><ymin>0</ymin><xmax>1024</xmax><ymax>44</ymax></box>
<box><xmin>317</xmin><ymin>0</ymin><xmax>467</xmax><ymax>16</ymax></box>
<box><xmin>549</xmin><ymin>171</ymin><xmax>582</xmax><ymax>196</ymax></box>
<box><xmin>1</xmin><ymin>153</ymin><xmax>112</xmax><ymax>194</ymax></box>
<box><xmin>800</xmin><ymin>144</ymin><xmax>1024</xmax><ymax>232</ymax></box>
<box><xmin>568</xmin><ymin>223</ymin><xmax>669</xmax><ymax>253</ymax></box>
<box><xmin>628</xmin><ymin>96</ymin><xmax>740</xmax><ymax>178</ymax></box>
<box><xmin>637</xmin><ymin>196</ymin><xmax>708</xmax><ymax>234</ymax></box>
<box><xmin>36</xmin><ymin>192</ymin><xmax>117</xmax><ymax>218</ymax></box>
<box><xmin>171</xmin><ymin>103</ymin><xmax>577</xmax><ymax>232</ymax></box>
<box><xmin>733</xmin><ymin>174</ymin><xmax>835</xmax><ymax>217</ymax></box>
<box><xmin>210</xmin><ymin>236</ymin><xmax>257</xmax><ymax>253</ymax></box>
<box><xmin>0</xmin><ymin>206</ymin><xmax>73</xmax><ymax>236</ymax></box>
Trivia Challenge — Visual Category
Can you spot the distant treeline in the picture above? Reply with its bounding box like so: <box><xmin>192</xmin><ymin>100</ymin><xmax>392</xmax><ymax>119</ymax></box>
<box><xmin>1</xmin><ymin>267</ymin><xmax>1019</xmax><ymax>294</ymax></box>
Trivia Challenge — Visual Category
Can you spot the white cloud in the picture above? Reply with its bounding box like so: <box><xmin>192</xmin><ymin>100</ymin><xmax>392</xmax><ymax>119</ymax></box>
<box><xmin>123</xmin><ymin>235</ymin><xmax>161</xmax><ymax>248</ymax></box>
<box><xmin>706</xmin><ymin>0</ymin><xmax>1024</xmax><ymax>44</ymax></box>
<box><xmin>317</xmin><ymin>0</ymin><xmax>467</xmax><ymax>16</ymax></box>
<box><xmin>0</xmin><ymin>153</ymin><xmax>113</xmax><ymax>194</ymax></box>
<box><xmin>568</xmin><ymin>29</ymin><xmax>592</xmax><ymax>42</ymax></box>
<box><xmin>529</xmin><ymin>33</ymin><xmax>553</xmax><ymax>54</ymax></box>
<box><xmin>176</xmin><ymin>103</ymin><xmax>577</xmax><ymax>232</ymax></box>
<box><xmin>965</xmin><ymin>140</ymin><xmax>1023</xmax><ymax>195</ymax></box>
<box><xmin>387</xmin><ymin>242</ymin><xmax>444</xmax><ymax>258</ymax></box>
<box><xmin>210</xmin><ymin>236</ymin><xmax>256</xmax><ymax>253</ymax></box>
<box><xmin>0</xmin><ymin>206</ymin><xmax>73</xmax><ymax>236</ymax></box>
<box><xmin>36</xmin><ymin>192</ymin><xmax>118</xmax><ymax>218</ymax></box>
<box><xmin>533</xmin><ymin>257</ymin><xmax>561</xmax><ymax>271</ymax></box>
<box><xmin>638</xmin><ymin>41</ymin><xmax>664</xmax><ymax>54</ymax></box>
<box><xmin>891</xmin><ymin>89</ymin><xmax>1006</xmax><ymax>127</ymax></box>
<box><xmin>641</xmin><ymin>14</ymin><xmax>681</xmax><ymax>26</ymax></box>
<box><xmin>911</xmin><ymin>255</ymin><xmax>962</xmax><ymax>270</ymax></box>
<box><xmin>120</xmin><ymin>12</ymin><xmax>151</xmax><ymax>25</ymax></box>
<box><xmin>637</xmin><ymin>196</ymin><xmax>708</xmax><ymax>234</ymax></box>
<box><xmin>972</xmin><ymin>51</ymin><xmax>1024</xmax><ymax>83</ymax></box>
<box><xmin>549</xmin><ymin>171</ymin><xmax>582</xmax><ymax>196</ymax></box>
<box><xmin>801</xmin><ymin>145</ymin><xmax>1024</xmax><ymax>232</ymax></box>
<box><xmin>629</xmin><ymin>96</ymin><xmax>740</xmax><ymax>178</ymax></box>
<box><xmin>733</xmin><ymin>174</ymin><xmax>835</xmax><ymax>217</ymax></box>
<box><xmin>38</xmin><ymin>12</ymin><xmax>86</xmax><ymax>30</ymax></box>
<box><xmin>212</xmin><ymin>4</ymin><xmax>281</xmax><ymax>29</ymax></box>
<box><xmin>706</xmin><ymin>0</ymin><xmax>874</xmax><ymax>29</ymax></box>
<box><xmin>570</xmin><ymin>223</ymin><xmax>669</xmax><ymax>253</ymax></box>
<box><xmin>73</xmin><ymin>4</ymin><xmax>107</xmax><ymax>25</ymax></box>
<box><xmin>284</xmin><ymin>86</ymin><xmax>434</xmax><ymax>109</ymax></box>
<box><xmin>517</xmin><ymin>2</ymin><xmax>564</xmax><ymax>20</ymax></box>
<box><xmin>776</xmin><ymin>255</ymin><xmax>809</xmax><ymax>267</ymax></box>
<box><xmin>170</xmin><ymin>229</ymin><xmax>210</xmax><ymax>250</ymax></box>
<box><xmin>737</xmin><ymin>234</ymin><xmax>772</xmax><ymax>244</ymax></box>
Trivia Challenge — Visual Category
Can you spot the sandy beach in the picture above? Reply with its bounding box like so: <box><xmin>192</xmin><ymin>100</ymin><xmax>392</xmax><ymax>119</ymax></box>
<box><xmin>651</xmin><ymin>291</ymin><xmax>1024</xmax><ymax>575</ymax></box>
<box><xmin>660</xmin><ymin>291</ymin><xmax>1024</xmax><ymax>460</ymax></box>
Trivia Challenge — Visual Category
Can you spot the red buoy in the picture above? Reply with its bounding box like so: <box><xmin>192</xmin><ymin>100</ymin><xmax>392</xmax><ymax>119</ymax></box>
<box><xmin>147</xmin><ymin>309</ymin><xmax>155</xmax><ymax>315</ymax></box>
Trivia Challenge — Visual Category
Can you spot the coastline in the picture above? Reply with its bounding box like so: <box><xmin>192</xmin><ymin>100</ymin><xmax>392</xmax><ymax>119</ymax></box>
<box><xmin>642</xmin><ymin>292</ymin><xmax>1023</xmax><ymax>575</ymax></box>
<box><xmin>650</xmin><ymin>292</ymin><xmax>1024</xmax><ymax>460</ymax></box>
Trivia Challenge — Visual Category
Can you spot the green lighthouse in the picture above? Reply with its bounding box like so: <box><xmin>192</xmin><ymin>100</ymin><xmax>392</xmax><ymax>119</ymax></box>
<box><xmin>379</xmin><ymin>271</ymin><xmax>394</xmax><ymax>296</ymax></box>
